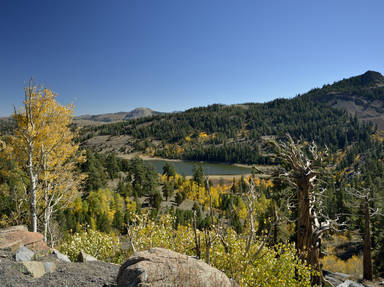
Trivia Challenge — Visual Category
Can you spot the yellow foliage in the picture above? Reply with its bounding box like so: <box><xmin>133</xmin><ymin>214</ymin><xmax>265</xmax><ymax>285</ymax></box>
<box><xmin>5</xmin><ymin>83</ymin><xmax>85</xmax><ymax>232</ymax></box>
<box><xmin>176</xmin><ymin>145</ymin><xmax>184</xmax><ymax>154</ymax></box>
<box><xmin>114</xmin><ymin>193</ymin><xmax>125</xmax><ymax>213</ymax></box>
<box><xmin>72</xmin><ymin>196</ymin><xmax>83</xmax><ymax>213</ymax></box>
<box><xmin>125</xmin><ymin>197</ymin><xmax>137</xmax><ymax>214</ymax></box>
<box><xmin>115</xmin><ymin>212</ymin><xmax>314</xmax><ymax>286</ymax></box>
<box><xmin>60</xmin><ymin>229</ymin><xmax>120</xmax><ymax>262</ymax></box>
<box><xmin>145</xmin><ymin>146</ymin><xmax>155</xmax><ymax>156</ymax></box>
<box><xmin>321</xmin><ymin>233</ymin><xmax>362</xmax><ymax>277</ymax></box>
<box><xmin>199</xmin><ymin>131</ymin><xmax>208</xmax><ymax>139</ymax></box>
<box><xmin>176</xmin><ymin>178</ymin><xmax>230</xmax><ymax>209</ymax></box>
<box><xmin>88</xmin><ymin>188</ymin><xmax>116</xmax><ymax>222</ymax></box>
<box><xmin>321</xmin><ymin>255</ymin><xmax>362</xmax><ymax>276</ymax></box>
<box><xmin>235</xmin><ymin>197</ymin><xmax>248</xmax><ymax>220</ymax></box>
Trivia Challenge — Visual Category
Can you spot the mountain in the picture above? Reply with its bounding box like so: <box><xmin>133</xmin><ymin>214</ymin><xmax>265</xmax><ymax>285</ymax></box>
<box><xmin>0</xmin><ymin>108</ymin><xmax>162</xmax><ymax>128</ymax></box>
<box><xmin>3</xmin><ymin>71</ymin><xmax>383</xmax><ymax>165</ymax></box>
<box><xmin>123</xmin><ymin>107</ymin><xmax>162</xmax><ymax>119</ymax></box>
<box><xmin>74</xmin><ymin>108</ymin><xmax>162</xmax><ymax>125</ymax></box>
<box><xmin>79</xmin><ymin>71</ymin><xmax>384</xmax><ymax>164</ymax></box>
<box><xmin>305</xmin><ymin>70</ymin><xmax>384</xmax><ymax>128</ymax></box>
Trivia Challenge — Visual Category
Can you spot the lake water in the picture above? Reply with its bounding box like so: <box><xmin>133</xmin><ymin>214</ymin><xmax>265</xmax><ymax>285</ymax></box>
<box><xmin>144</xmin><ymin>159</ymin><xmax>252</xmax><ymax>176</ymax></box>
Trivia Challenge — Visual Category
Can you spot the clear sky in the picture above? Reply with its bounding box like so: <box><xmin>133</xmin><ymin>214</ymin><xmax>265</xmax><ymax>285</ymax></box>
<box><xmin>1</xmin><ymin>0</ymin><xmax>383</xmax><ymax>116</ymax></box>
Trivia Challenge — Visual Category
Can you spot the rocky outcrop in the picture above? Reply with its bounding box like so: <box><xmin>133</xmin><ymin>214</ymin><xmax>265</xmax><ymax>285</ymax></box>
<box><xmin>52</xmin><ymin>249</ymin><xmax>71</xmax><ymax>262</ymax></box>
<box><xmin>0</xmin><ymin>248</ymin><xmax>118</xmax><ymax>286</ymax></box>
<box><xmin>0</xmin><ymin>226</ymin><xmax>118</xmax><ymax>286</ymax></box>
<box><xmin>323</xmin><ymin>270</ymin><xmax>375</xmax><ymax>287</ymax></box>
<box><xmin>117</xmin><ymin>248</ymin><xmax>239</xmax><ymax>287</ymax></box>
<box><xmin>16</xmin><ymin>261</ymin><xmax>56</xmax><ymax>278</ymax></box>
<box><xmin>15</xmin><ymin>246</ymin><xmax>35</xmax><ymax>262</ymax></box>
<box><xmin>0</xmin><ymin>225</ymin><xmax>49</xmax><ymax>252</ymax></box>
<box><xmin>78</xmin><ymin>251</ymin><xmax>98</xmax><ymax>262</ymax></box>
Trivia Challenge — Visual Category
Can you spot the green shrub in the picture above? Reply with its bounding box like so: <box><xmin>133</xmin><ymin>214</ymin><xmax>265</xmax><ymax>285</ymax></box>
<box><xmin>60</xmin><ymin>229</ymin><xmax>120</xmax><ymax>262</ymax></box>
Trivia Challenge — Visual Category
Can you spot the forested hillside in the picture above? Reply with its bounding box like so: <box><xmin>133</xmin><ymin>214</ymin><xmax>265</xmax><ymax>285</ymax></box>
<box><xmin>73</xmin><ymin>71</ymin><xmax>384</xmax><ymax>280</ymax></box>
<box><xmin>79</xmin><ymin>72</ymin><xmax>383</xmax><ymax>165</ymax></box>
<box><xmin>2</xmin><ymin>73</ymin><xmax>384</xmax><ymax>286</ymax></box>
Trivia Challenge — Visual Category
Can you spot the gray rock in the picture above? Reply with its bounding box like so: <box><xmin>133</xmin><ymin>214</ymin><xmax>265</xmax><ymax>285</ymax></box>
<box><xmin>15</xmin><ymin>245</ymin><xmax>35</xmax><ymax>262</ymax></box>
<box><xmin>44</xmin><ymin>261</ymin><xmax>56</xmax><ymax>273</ymax></box>
<box><xmin>337</xmin><ymin>280</ymin><xmax>365</xmax><ymax>287</ymax></box>
<box><xmin>16</xmin><ymin>261</ymin><xmax>46</xmax><ymax>278</ymax></box>
<box><xmin>52</xmin><ymin>249</ymin><xmax>71</xmax><ymax>262</ymax></box>
<box><xmin>324</xmin><ymin>270</ymin><xmax>368</xmax><ymax>287</ymax></box>
<box><xmin>78</xmin><ymin>251</ymin><xmax>98</xmax><ymax>262</ymax></box>
<box><xmin>16</xmin><ymin>261</ymin><xmax>56</xmax><ymax>278</ymax></box>
<box><xmin>117</xmin><ymin>248</ymin><xmax>239</xmax><ymax>287</ymax></box>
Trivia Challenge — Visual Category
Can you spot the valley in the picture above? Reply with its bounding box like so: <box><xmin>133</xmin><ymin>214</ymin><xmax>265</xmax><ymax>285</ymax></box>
<box><xmin>2</xmin><ymin>2</ymin><xmax>383</xmax><ymax>285</ymax></box>
<box><xmin>2</xmin><ymin>71</ymin><xmax>384</xmax><ymax>286</ymax></box>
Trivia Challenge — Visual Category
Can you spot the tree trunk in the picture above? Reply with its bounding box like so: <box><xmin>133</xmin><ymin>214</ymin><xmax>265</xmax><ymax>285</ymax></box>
<box><xmin>44</xmin><ymin>205</ymin><xmax>52</xmax><ymax>244</ymax></box>
<box><xmin>193</xmin><ymin>211</ymin><xmax>201</xmax><ymax>259</ymax></box>
<box><xmin>296</xmin><ymin>178</ymin><xmax>313</xmax><ymax>255</ymax></box>
<box><xmin>363</xmin><ymin>198</ymin><xmax>373</xmax><ymax>281</ymax></box>
<box><xmin>44</xmin><ymin>191</ymin><xmax>48</xmax><ymax>242</ymax></box>
<box><xmin>297</xmin><ymin>177</ymin><xmax>322</xmax><ymax>286</ymax></box>
<box><xmin>205</xmin><ymin>231</ymin><xmax>211</xmax><ymax>265</ymax></box>
<box><xmin>28</xmin><ymin>145</ymin><xmax>38</xmax><ymax>233</ymax></box>
<box><xmin>44</xmin><ymin>213</ymin><xmax>48</xmax><ymax>242</ymax></box>
<box><xmin>309</xmin><ymin>244</ymin><xmax>322</xmax><ymax>286</ymax></box>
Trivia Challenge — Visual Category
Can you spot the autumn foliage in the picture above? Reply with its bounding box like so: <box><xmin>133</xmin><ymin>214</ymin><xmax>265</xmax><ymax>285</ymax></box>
<box><xmin>3</xmin><ymin>82</ymin><xmax>84</xmax><ymax>243</ymax></box>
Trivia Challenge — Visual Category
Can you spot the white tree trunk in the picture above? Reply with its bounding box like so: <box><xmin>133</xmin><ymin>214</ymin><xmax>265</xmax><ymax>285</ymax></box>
<box><xmin>28</xmin><ymin>144</ymin><xmax>38</xmax><ymax>232</ymax></box>
<box><xmin>44</xmin><ymin>207</ymin><xmax>52</xmax><ymax>246</ymax></box>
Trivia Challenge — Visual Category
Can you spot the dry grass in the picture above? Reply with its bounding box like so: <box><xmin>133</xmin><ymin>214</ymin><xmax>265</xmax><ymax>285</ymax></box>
<box><xmin>321</xmin><ymin>233</ymin><xmax>363</xmax><ymax>277</ymax></box>
<box><xmin>321</xmin><ymin>254</ymin><xmax>363</xmax><ymax>276</ymax></box>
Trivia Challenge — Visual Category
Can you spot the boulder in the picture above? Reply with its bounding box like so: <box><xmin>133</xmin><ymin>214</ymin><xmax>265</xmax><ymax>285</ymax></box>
<box><xmin>15</xmin><ymin>246</ymin><xmax>35</xmax><ymax>262</ymax></box>
<box><xmin>16</xmin><ymin>261</ymin><xmax>55</xmax><ymax>278</ymax></box>
<box><xmin>0</xmin><ymin>225</ymin><xmax>49</xmax><ymax>252</ymax></box>
<box><xmin>43</xmin><ymin>261</ymin><xmax>56</xmax><ymax>273</ymax></box>
<box><xmin>117</xmin><ymin>248</ymin><xmax>239</xmax><ymax>287</ymax></box>
<box><xmin>52</xmin><ymin>249</ymin><xmax>71</xmax><ymax>262</ymax></box>
<box><xmin>0</xmin><ymin>225</ymin><xmax>28</xmax><ymax>233</ymax></box>
<box><xmin>78</xmin><ymin>251</ymin><xmax>98</xmax><ymax>262</ymax></box>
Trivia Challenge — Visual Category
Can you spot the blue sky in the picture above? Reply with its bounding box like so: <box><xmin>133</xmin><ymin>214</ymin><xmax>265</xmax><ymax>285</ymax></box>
<box><xmin>0</xmin><ymin>0</ymin><xmax>383</xmax><ymax>116</ymax></box>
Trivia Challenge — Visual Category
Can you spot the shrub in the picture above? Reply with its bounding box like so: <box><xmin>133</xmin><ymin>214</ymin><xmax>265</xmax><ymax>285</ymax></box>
<box><xmin>60</xmin><ymin>229</ymin><xmax>120</xmax><ymax>262</ymax></box>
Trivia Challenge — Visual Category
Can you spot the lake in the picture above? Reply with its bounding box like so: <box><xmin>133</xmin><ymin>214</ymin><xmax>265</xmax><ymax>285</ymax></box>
<box><xmin>144</xmin><ymin>159</ymin><xmax>252</xmax><ymax>176</ymax></box>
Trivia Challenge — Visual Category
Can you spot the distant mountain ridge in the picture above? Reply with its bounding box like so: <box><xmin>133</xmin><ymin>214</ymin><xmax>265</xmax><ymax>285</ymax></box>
<box><xmin>74</xmin><ymin>108</ymin><xmax>162</xmax><ymax>125</ymax></box>
<box><xmin>74</xmin><ymin>71</ymin><xmax>384</xmax><ymax>127</ymax></box>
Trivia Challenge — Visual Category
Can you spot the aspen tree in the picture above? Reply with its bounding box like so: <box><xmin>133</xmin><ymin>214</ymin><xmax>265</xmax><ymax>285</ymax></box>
<box><xmin>8</xmin><ymin>81</ymin><xmax>84</xmax><ymax>240</ymax></box>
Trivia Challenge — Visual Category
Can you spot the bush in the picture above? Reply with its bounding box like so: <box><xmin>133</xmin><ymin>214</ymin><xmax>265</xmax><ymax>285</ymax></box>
<box><xmin>60</xmin><ymin>229</ymin><xmax>121</xmax><ymax>262</ymax></box>
<box><xmin>125</xmin><ymin>213</ymin><xmax>315</xmax><ymax>287</ymax></box>
<box><xmin>59</xmin><ymin>213</ymin><xmax>316</xmax><ymax>286</ymax></box>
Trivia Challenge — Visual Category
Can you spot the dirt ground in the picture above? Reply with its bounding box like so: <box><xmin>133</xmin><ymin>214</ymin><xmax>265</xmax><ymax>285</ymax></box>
<box><xmin>0</xmin><ymin>250</ymin><xmax>120</xmax><ymax>287</ymax></box>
